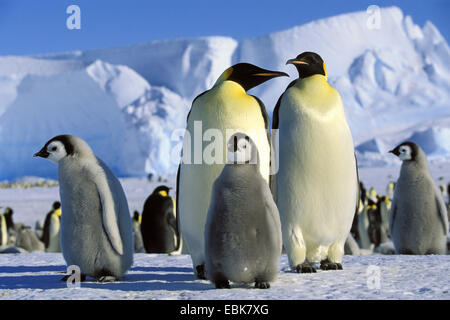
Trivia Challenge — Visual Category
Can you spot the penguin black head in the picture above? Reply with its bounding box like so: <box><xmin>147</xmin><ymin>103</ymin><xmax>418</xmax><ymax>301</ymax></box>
<box><xmin>226</xmin><ymin>132</ymin><xmax>259</xmax><ymax>165</ymax></box>
<box><xmin>286</xmin><ymin>52</ymin><xmax>327</xmax><ymax>79</ymax></box>
<box><xmin>133</xmin><ymin>211</ymin><xmax>140</xmax><ymax>221</ymax></box>
<box><xmin>389</xmin><ymin>141</ymin><xmax>420</xmax><ymax>162</ymax></box>
<box><xmin>52</xmin><ymin>201</ymin><xmax>61</xmax><ymax>210</ymax></box>
<box><xmin>4</xmin><ymin>207</ymin><xmax>13</xmax><ymax>216</ymax></box>
<box><xmin>152</xmin><ymin>185</ymin><xmax>171</xmax><ymax>197</ymax></box>
<box><xmin>216</xmin><ymin>63</ymin><xmax>288</xmax><ymax>92</ymax></box>
<box><xmin>33</xmin><ymin>135</ymin><xmax>76</xmax><ymax>163</ymax></box>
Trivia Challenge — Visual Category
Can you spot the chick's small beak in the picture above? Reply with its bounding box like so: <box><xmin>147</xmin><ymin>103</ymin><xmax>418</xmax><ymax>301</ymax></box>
<box><xmin>286</xmin><ymin>59</ymin><xmax>309</xmax><ymax>66</ymax></box>
<box><xmin>34</xmin><ymin>148</ymin><xmax>49</xmax><ymax>158</ymax></box>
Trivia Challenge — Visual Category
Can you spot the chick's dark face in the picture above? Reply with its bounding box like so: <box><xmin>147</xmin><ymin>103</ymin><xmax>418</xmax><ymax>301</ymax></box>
<box><xmin>286</xmin><ymin>52</ymin><xmax>327</xmax><ymax>79</ymax></box>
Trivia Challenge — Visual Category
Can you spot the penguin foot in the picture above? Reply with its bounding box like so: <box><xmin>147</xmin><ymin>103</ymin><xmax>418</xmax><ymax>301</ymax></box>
<box><xmin>98</xmin><ymin>276</ymin><xmax>117</xmax><ymax>283</ymax></box>
<box><xmin>195</xmin><ymin>264</ymin><xmax>206</xmax><ymax>280</ymax></box>
<box><xmin>255</xmin><ymin>282</ymin><xmax>270</xmax><ymax>289</ymax></box>
<box><xmin>60</xmin><ymin>274</ymin><xmax>86</xmax><ymax>282</ymax></box>
<box><xmin>320</xmin><ymin>259</ymin><xmax>343</xmax><ymax>271</ymax></box>
<box><xmin>214</xmin><ymin>280</ymin><xmax>230</xmax><ymax>289</ymax></box>
<box><xmin>295</xmin><ymin>262</ymin><xmax>317</xmax><ymax>273</ymax></box>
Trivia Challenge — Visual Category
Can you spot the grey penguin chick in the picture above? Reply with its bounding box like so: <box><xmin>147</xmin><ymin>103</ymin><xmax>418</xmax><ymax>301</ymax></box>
<box><xmin>34</xmin><ymin>135</ymin><xmax>133</xmax><ymax>282</ymax></box>
<box><xmin>389</xmin><ymin>142</ymin><xmax>448</xmax><ymax>254</ymax></box>
<box><xmin>204</xmin><ymin>133</ymin><xmax>282</xmax><ymax>289</ymax></box>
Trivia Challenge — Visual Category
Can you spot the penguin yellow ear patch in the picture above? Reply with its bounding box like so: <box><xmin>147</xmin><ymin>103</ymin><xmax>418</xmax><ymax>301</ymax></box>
<box><xmin>159</xmin><ymin>190</ymin><xmax>168</xmax><ymax>197</ymax></box>
<box><xmin>323</xmin><ymin>62</ymin><xmax>327</xmax><ymax>77</ymax></box>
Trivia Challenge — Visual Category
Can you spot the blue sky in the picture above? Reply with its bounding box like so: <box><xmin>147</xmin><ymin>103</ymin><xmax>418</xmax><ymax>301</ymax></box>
<box><xmin>0</xmin><ymin>0</ymin><xmax>448</xmax><ymax>56</ymax></box>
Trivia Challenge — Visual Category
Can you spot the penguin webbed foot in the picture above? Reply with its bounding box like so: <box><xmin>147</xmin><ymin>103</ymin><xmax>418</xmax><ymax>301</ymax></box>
<box><xmin>60</xmin><ymin>274</ymin><xmax>87</xmax><ymax>282</ymax></box>
<box><xmin>195</xmin><ymin>264</ymin><xmax>206</xmax><ymax>280</ymax></box>
<box><xmin>98</xmin><ymin>275</ymin><xmax>118</xmax><ymax>283</ymax></box>
<box><xmin>214</xmin><ymin>279</ymin><xmax>231</xmax><ymax>289</ymax></box>
<box><xmin>295</xmin><ymin>262</ymin><xmax>317</xmax><ymax>273</ymax></box>
<box><xmin>255</xmin><ymin>281</ymin><xmax>270</xmax><ymax>289</ymax></box>
<box><xmin>320</xmin><ymin>258</ymin><xmax>343</xmax><ymax>271</ymax></box>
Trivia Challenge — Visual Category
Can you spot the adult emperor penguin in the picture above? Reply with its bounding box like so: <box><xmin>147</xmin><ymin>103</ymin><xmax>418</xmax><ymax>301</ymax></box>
<box><xmin>178</xmin><ymin>63</ymin><xmax>288</xmax><ymax>278</ymax></box>
<box><xmin>42</xmin><ymin>201</ymin><xmax>62</xmax><ymax>252</ymax></box>
<box><xmin>140</xmin><ymin>186</ymin><xmax>178</xmax><ymax>253</ymax></box>
<box><xmin>205</xmin><ymin>133</ymin><xmax>282</xmax><ymax>289</ymax></box>
<box><xmin>389</xmin><ymin>142</ymin><xmax>448</xmax><ymax>254</ymax></box>
<box><xmin>272</xmin><ymin>52</ymin><xmax>359</xmax><ymax>272</ymax></box>
<box><xmin>34</xmin><ymin>135</ymin><xmax>133</xmax><ymax>282</ymax></box>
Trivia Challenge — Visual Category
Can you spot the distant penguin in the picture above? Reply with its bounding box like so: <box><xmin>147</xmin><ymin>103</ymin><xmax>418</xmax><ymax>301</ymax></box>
<box><xmin>141</xmin><ymin>186</ymin><xmax>178</xmax><ymax>253</ymax></box>
<box><xmin>366</xmin><ymin>199</ymin><xmax>387</xmax><ymax>248</ymax></box>
<box><xmin>132</xmin><ymin>211</ymin><xmax>145</xmax><ymax>253</ymax></box>
<box><xmin>0</xmin><ymin>212</ymin><xmax>7</xmax><ymax>246</ymax></box>
<box><xmin>35</xmin><ymin>220</ymin><xmax>44</xmax><ymax>240</ymax></box>
<box><xmin>386</xmin><ymin>181</ymin><xmax>395</xmax><ymax>199</ymax></box>
<box><xmin>205</xmin><ymin>133</ymin><xmax>282</xmax><ymax>289</ymax></box>
<box><xmin>34</xmin><ymin>135</ymin><xmax>133</xmax><ymax>282</ymax></box>
<box><xmin>178</xmin><ymin>63</ymin><xmax>287</xmax><ymax>278</ymax></box>
<box><xmin>357</xmin><ymin>200</ymin><xmax>372</xmax><ymax>250</ymax></box>
<box><xmin>3</xmin><ymin>207</ymin><xmax>14</xmax><ymax>233</ymax></box>
<box><xmin>273</xmin><ymin>52</ymin><xmax>359</xmax><ymax>272</ymax></box>
<box><xmin>389</xmin><ymin>142</ymin><xmax>448</xmax><ymax>254</ymax></box>
<box><xmin>378</xmin><ymin>196</ymin><xmax>391</xmax><ymax>238</ymax></box>
<box><xmin>16</xmin><ymin>226</ymin><xmax>45</xmax><ymax>252</ymax></box>
<box><xmin>42</xmin><ymin>201</ymin><xmax>62</xmax><ymax>252</ymax></box>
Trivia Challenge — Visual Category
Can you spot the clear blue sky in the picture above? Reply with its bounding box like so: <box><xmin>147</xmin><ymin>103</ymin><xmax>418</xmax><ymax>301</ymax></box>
<box><xmin>0</xmin><ymin>0</ymin><xmax>448</xmax><ymax>56</ymax></box>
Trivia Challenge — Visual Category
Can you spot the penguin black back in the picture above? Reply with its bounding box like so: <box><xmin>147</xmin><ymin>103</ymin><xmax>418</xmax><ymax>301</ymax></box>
<box><xmin>140</xmin><ymin>186</ymin><xmax>178</xmax><ymax>253</ymax></box>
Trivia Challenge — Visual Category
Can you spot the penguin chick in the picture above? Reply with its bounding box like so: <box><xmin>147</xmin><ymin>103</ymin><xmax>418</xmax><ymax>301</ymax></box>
<box><xmin>205</xmin><ymin>133</ymin><xmax>282</xmax><ymax>289</ymax></box>
<box><xmin>389</xmin><ymin>142</ymin><xmax>448</xmax><ymax>254</ymax></box>
<box><xmin>34</xmin><ymin>135</ymin><xmax>134</xmax><ymax>282</ymax></box>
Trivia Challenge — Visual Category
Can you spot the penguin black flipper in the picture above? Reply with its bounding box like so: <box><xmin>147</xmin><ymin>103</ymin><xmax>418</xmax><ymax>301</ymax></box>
<box><xmin>354</xmin><ymin>153</ymin><xmax>360</xmax><ymax>217</ymax></box>
<box><xmin>272</xmin><ymin>80</ymin><xmax>298</xmax><ymax>130</ymax></box>
<box><xmin>175</xmin><ymin>164</ymin><xmax>181</xmax><ymax>251</ymax></box>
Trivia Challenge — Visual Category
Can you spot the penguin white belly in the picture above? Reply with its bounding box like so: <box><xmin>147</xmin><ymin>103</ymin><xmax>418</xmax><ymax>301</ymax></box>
<box><xmin>277</xmin><ymin>88</ymin><xmax>357</xmax><ymax>250</ymax></box>
<box><xmin>179</xmin><ymin>81</ymin><xmax>270</xmax><ymax>266</ymax></box>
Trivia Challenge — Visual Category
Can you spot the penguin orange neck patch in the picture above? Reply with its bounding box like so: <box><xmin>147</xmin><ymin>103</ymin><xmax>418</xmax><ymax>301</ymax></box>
<box><xmin>159</xmin><ymin>190</ymin><xmax>168</xmax><ymax>197</ymax></box>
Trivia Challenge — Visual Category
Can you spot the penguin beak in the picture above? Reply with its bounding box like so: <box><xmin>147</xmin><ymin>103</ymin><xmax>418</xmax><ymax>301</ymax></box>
<box><xmin>33</xmin><ymin>148</ymin><xmax>49</xmax><ymax>158</ymax></box>
<box><xmin>253</xmin><ymin>71</ymin><xmax>289</xmax><ymax>78</ymax></box>
<box><xmin>286</xmin><ymin>59</ymin><xmax>309</xmax><ymax>66</ymax></box>
<box><xmin>389</xmin><ymin>149</ymin><xmax>400</xmax><ymax>156</ymax></box>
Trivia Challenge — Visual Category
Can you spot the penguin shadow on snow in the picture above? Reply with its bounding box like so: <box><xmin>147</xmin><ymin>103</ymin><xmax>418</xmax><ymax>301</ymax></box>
<box><xmin>0</xmin><ymin>265</ymin><xmax>69</xmax><ymax>290</ymax></box>
<box><xmin>79</xmin><ymin>265</ymin><xmax>213</xmax><ymax>291</ymax></box>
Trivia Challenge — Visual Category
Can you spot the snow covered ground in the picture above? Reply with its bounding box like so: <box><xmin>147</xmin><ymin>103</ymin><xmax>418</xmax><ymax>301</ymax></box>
<box><xmin>0</xmin><ymin>165</ymin><xmax>449</xmax><ymax>300</ymax></box>
<box><xmin>0</xmin><ymin>253</ymin><xmax>448</xmax><ymax>300</ymax></box>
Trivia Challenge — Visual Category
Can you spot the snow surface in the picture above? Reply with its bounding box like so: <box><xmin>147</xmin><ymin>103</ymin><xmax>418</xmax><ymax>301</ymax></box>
<box><xmin>0</xmin><ymin>253</ymin><xmax>448</xmax><ymax>300</ymax></box>
<box><xmin>0</xmin><ymin>6</ymin><xmax>449</xmax><ymax>179</ymax></box>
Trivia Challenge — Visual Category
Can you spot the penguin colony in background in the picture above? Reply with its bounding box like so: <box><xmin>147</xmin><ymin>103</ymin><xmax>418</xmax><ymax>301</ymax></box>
<box><xmin>26</xmin><ymin>53</ymin><xmax>449</xmax><ymax>286</ymax></box>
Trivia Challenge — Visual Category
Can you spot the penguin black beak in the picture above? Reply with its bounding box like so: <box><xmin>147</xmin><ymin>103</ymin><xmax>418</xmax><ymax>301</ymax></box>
<box><xmin>253</xmin><ymin>71</ymin><xmax>289</xmax><ymax>78</ymax></box>
<box><xmin>286</xmin><ymin>59</ymin><xmax>309</xmax><ymax>66</ymax></box>
<box><xmin>389</xmin><ymin>149</ymin><xmax>400</xmax><ymax>156</ymax></box>
<box><xmin>33</xmin><ymin>148</ymin><xmax>49</xmax><ymax>158</ymax></box>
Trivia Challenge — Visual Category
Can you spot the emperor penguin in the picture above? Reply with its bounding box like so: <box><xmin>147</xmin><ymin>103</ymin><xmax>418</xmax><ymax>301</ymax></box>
<box><xmin>177</xmin><ymin>63</ymin><xmax>288</xmax><ymax>278</ymax></box>
<box><xmin>42</xmin><ymin>201</ymin><xmax>62</xmax><ymax>252</ymax></box>
<box><xmin>388</xmin><ymin>142</ymin><xmax>448</xmax><ymax>254</ymax></box>
<box><xmin>3</xmin><ymin>207</ymin><xmax>14</xmax><ymax>233</ymax></box>
<box><xmin>0</xmin><ymin>212</ymin><xmax>7</xmax><ymax>246</ymax></box>
<box><xmin>204</xmin><ymin>133</ymin><xmax>282</xmax><ymax>289</ymax></box>
<box><xmin>34</xmin><ymin>135</ymin><xmax>133</xmax><ymax>282</ymax></box>
<box><xmin>386</xmin><ymin>182</ymin><xmax>395</xmax><ymax>199</ymax></box>
<box><xmin>378</xmin><ymin>196</ymin><xmax>391</xmax><ymax>238</ymax></box>
<box><xmin>140</xmin><ymin>186</ymin><xmax>178</xmax><ymax>253</ymax></box>
<box><xmin>272</xmin><ymin>52</ymin><xmax>359</xmax><ymax>272</ymax></box>
<box><xmin>132</xmin><ymin>211</ymin><xmax>145</xmax><ymax>253</ymax></box>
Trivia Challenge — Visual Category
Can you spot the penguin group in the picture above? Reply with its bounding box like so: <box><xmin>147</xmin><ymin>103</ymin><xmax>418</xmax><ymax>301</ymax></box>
<box><xmin>23</xmin><ymin>51</ymin><xmax>449</xmax><ymax>287</ymax></box>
